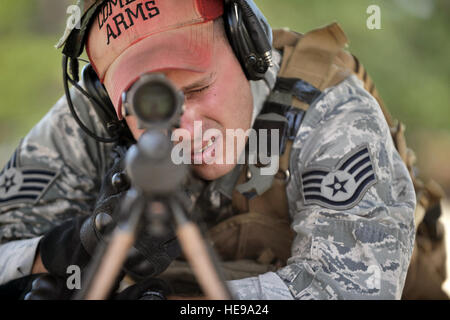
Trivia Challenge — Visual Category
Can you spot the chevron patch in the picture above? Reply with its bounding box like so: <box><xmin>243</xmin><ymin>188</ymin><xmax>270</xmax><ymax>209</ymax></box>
<box><xmin>0</xmin><ymin>148</ymin><xmax>58</xmax><ymax>208</ymax></box>
<box><xmin>301</xmin><ymin>145</ymin><xmax>377</xmax><ymax>210</ymax></box>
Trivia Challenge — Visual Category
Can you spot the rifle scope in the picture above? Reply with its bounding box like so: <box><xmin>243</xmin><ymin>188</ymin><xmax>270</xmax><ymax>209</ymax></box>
<box><xmin>121</xmin><ymin>73</ymin><xmax>184</xmax><ymax>130</ymax></box>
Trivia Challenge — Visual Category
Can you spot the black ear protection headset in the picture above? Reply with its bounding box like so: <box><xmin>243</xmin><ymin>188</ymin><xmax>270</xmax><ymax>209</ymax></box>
<box><xmin>61</xmin><ymin>0</ymin><xmax>273</xmax><ymax>143</ymax></box>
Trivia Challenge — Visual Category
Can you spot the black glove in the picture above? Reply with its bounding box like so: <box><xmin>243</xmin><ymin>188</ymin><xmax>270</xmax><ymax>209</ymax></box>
<box><xmin>12</xmin><ymin>273</ymin><xmax>169</xmax><ymax>300</ymax></box>
<box><xmin>0</xmin><ymin>274</ymin><xmax>42</xmax><ymax>300</ymax></box>
<box><xmin>39</xmin><ymin>145</ymin><xmax>181</xmax><ymax>284</ymax></box>
<box><xmin>0</xmin><ymin>273</ymin><xmax>74</xmax><ymax>300</ymax></box>
<box><xmin>114</xmin><ymin>277</ymin><xmax>171</xmax><ymax>300</ymax></box>
<box><xmin>22</xmin><ymin>274</ymin><xmax>71</xmax><ymax>300</ymax></box>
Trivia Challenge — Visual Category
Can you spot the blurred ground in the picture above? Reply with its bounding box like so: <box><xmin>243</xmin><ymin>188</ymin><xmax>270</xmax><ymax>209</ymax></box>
<box><xmin>442</xmin><ymin>200</ymin><xmax>450</xmax><ymax>296</ymax></box>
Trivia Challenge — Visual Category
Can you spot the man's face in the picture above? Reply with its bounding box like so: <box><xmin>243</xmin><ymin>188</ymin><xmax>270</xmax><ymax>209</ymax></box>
<box><xmin>124</xmin><ymin>29</ymin><xmax>254</xmax><ymax>181</ymax></box>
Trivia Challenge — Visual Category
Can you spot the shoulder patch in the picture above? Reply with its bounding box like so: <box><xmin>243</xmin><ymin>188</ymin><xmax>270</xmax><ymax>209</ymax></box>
<box><xmin>301</xmin><ymin>145</ymin><xmax>377</xmax><ymax>210</ymax></box>
<box><xmin>0</xmin><ymin>148</ymin><xmax>59</xmax><ymax>208</ymax></box>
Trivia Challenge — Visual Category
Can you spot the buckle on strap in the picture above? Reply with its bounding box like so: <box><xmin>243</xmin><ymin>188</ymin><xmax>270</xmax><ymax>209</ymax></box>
<box><xmin>285</xmin><ymin>108</ymin><xmax>305</xmax><ymax>141</ymax></box>
<box><xmin>275</xmin><ymin>77</ymin><xmax>322</xmax><ymax>105</ymax></box>
<box><xmin>256</xmin><ymin>101</ymin><xmax>305</xmax><ymax>154</ymax></box>
<box><xmin>259</xmin><ymin>76</ymin><xmax>320</xmax><ymax>144</ymax></box>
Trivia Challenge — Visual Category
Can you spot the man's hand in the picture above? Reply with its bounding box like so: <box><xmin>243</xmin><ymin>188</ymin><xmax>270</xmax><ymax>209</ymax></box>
<box><xmin>0</xmin><ymin>273</ymin><xmax>172</xmax><ymax>300</ymax></box>
<box><xmin>35</xmin><ymin>145</ymin><xmax>181</xmax><ymax>291</ymax></box>
<box><xmin>79</xmin><ymin>144</ymin><xmax>181</xmax><ymax>280</ymax></box>
<box><xmin>0</xmin><ymin>273</ymin><xmax>70</xmax><ymax>300</ymax></box>
<box><xmin>114</xmin><ymin>277</ymin><xmax>172</xmax><ymax>300</ymax></box>
<box><xmin>31</xmin><ymin>252</ymin><xmax>47</xmax><ymax>274</ymax></box>
<box><xmin>23</xmin><ymin>274</ymin><xmax>69</xmax><ymax>300</ymax></box>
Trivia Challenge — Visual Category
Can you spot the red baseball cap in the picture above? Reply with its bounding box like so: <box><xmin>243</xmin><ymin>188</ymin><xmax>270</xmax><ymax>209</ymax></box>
<box><xmin>86</xmin><ymin>0</ymin><xmax>224</xmax><ymax>119</ymax></box>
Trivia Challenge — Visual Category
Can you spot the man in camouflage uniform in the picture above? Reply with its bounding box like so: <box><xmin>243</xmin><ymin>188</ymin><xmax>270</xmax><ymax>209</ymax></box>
<box><xmin>0</xmin><ymin>0</ymin><xmax>417</xmax><ymax>299</ymax></box>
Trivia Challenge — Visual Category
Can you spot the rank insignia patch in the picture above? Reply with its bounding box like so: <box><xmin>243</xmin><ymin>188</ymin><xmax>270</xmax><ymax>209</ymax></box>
<box><xmin>0</xmin><ymin>148</ymin><xmax>59</xmax><ymax>208</ymax></box>
<box><xmin>301</xmin><ymin>145</ymin><xmax>377</xmax><ymax>210</ymax></box>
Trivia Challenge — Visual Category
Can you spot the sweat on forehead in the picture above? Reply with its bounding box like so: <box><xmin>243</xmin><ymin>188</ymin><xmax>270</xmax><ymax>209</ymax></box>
<box><xmin>85</xmin><ymin>0</ymin><xmax>224</xmax><ymax>117</ymax></box>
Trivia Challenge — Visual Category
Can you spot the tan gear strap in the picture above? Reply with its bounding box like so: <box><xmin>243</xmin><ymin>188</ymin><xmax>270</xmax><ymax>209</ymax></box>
<box><xmin>232</xmin><ymin>23</ymin><xmax>354</xmax><ymax>218</ymax></box>
<box><xmin>207</xmin><ymin>212</ymin><xmax>295</xmax><ymax>264</ymax></box>
<box><xmin>159</xmin><ymin>259</ymin><xmax>279</xmax><ymax>296</ymax></box>
<box><xmin>226</xmin><ymin>23</ymin><xmax>443</xmax><ymax>266</ymax></box>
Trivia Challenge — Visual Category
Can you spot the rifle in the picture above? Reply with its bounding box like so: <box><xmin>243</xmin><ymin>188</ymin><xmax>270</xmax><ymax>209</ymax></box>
<box><xmin>75</xmin><ymin>73</ymin><xmax>231</xmax><ymax>300</ymax></box>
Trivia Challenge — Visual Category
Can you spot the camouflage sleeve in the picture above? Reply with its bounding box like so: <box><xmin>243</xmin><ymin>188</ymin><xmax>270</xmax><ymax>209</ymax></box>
<box><xmin>0</xmin><ymin>83</ymin><xmax>113</xmax><ymax>284</ymax></box>
<box><xmin>0</xmin><ymin>237</ymin><xmax>42</xmax><ymax>285</ymax></box>
<box><xmin>228</xmin><ymin>75</ymin><xmax>416</xmax><ymax>299</ymax></box>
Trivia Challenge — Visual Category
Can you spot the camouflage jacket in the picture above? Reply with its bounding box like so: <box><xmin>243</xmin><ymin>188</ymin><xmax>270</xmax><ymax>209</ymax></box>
<box><xmin>0</xmin><ymin>49</ymin><xmax>416</xmax><ymax>299</ymax></box>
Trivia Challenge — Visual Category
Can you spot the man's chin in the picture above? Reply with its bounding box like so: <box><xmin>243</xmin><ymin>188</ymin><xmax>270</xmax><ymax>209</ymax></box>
<box><xmin>192</xmin><ymin>163</ymin><xmax>237</xmax><ymax>181</ymax></box>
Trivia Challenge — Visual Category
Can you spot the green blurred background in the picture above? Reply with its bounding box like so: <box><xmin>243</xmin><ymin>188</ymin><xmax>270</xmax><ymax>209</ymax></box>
<box><xmin>0</xmin><ymin>0</ymin><xmax>449</xmax><ymax>193</ymax></box>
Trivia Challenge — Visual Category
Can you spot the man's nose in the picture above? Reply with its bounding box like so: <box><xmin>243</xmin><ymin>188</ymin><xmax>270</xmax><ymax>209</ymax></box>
<box><xmin>179</xmin><ymin>102</ymin><xmax>200</xmax><ymax>132</ymax></box>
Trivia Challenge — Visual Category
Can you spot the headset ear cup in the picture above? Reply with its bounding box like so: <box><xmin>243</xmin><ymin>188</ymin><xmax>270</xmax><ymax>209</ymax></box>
<box><xmin>223</xmin><ymin>0</ymin><xmax>272</xmax><ymax>81</ymax></box>
<box><xmin>224</xmin><ymin>3</ymin><xmax>246</xmax><ymax>75</ymax></box>
<box><xmin>82</xmin><ymin>64</ymin><xmax>117</xmax><ymax>120</ymax></box>
<box><xmin>224</xmin><ymin>3</ymin><xmax>238</xmax><ymax>58</ymax></box>
<box><xmin>240</xmin><ymin>0</ymin><xmax>273</xmax><ymax>45</ymax></box>
<box><xmin>224</xmin><ymin>3</ymin><xmax>260</xmax><ymax>80</ymax></box>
